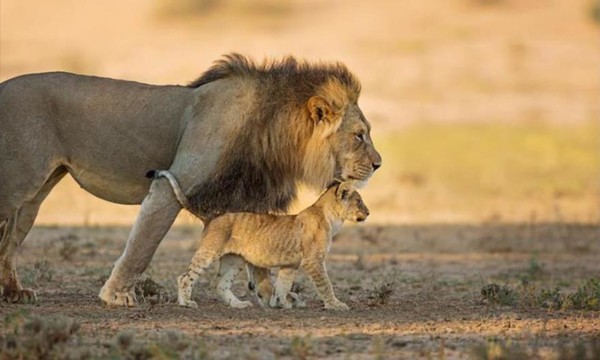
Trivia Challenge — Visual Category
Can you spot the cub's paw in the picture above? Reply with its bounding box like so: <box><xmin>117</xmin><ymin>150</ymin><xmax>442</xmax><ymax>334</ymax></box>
<box><xmin>288</xmin><ymin>292</ymin><xmax>306</xmax><ymax>308</ymax></box>
<box><xmin>324</xmin><ymin>301</ymin><xmax>350</xmax><ymax>311</ymax></box>
<box><xmin>269</xmin><ymin>294</ymin><xmax>293</xmax><ymax>309</ymax></box>
<box><xmin>178</xmin><ymin>299</ymin><xmax>198</xmax><ymax>309</ymax></box>
<box><xmin>256</xmin><ymin>279</ymin><xmax>274</xmax><ymax>308</ymax></box>
<box><xmin>229</xmin><ymin>299</ymin><xmax>253</xmax><ymax>309</ymax></box>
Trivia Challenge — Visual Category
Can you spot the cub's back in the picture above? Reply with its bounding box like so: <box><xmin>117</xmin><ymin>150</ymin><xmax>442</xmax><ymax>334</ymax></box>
<box><xmin>209</xmin><ymin>212</ymin><xmax>301</xmax><ymax>249</ymax></box>
<box><xmin>232</xmin><ymin>212</ymin><xmax>298</xmax><ymax>240</ymax></box>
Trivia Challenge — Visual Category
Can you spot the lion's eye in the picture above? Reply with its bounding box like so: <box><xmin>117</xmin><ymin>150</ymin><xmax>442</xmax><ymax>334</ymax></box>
<box><xmin>355</xmin><ymin>133</ymin><xmax>365</xmax><ymax>142</ymax></box>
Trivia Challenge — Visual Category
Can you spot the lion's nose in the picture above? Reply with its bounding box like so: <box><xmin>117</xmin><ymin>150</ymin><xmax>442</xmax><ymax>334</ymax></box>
<box><xmin>372</xmin><ymin>162</ymin><xmax>381</xmax><ymax>171</ymax></box>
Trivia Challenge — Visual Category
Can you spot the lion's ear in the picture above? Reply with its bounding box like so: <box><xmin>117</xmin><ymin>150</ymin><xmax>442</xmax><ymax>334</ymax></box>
<box><xmin>308</xmin><ymin>96</ymin><xmax>333</xmax><ymax>122</ymax></box>
<box><xmin>307</xmin><ymin>96</ymin><xmax>341</xmax><ymax>138</ymax></box>
<box><xmin>336</xmin><ymin>182</ymin><xmax>353</xmax><ymax>201</ymax></box>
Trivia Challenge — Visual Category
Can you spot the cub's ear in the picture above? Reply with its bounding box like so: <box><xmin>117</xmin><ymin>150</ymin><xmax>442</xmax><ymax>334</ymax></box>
<box><xmin>307</xmin><ymin>96</ymin><xmax>342</xmax><ymax>138</ymax></box>
<box><xmin>336</xmin><ymin>182</ymin><xmax>353</xmax><ymax>201</ymax></box>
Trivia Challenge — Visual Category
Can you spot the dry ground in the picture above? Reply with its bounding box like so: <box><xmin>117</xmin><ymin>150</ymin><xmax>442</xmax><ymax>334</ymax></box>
<box><xmin>1</xmin><ymin>223</ymin><xmax>599</xmax><ymax>359</ymax></box>
<box><xmin>1</xmin><ymin>1</ymin><xmax>599</xmax><ymax>359</ymax></box>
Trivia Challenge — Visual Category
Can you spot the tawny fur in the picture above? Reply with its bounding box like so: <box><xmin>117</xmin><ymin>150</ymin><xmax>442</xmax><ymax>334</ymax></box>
<box><xmin>0</xmin><ymin>54</ymin><xmax>381</xmax><ymax>307</ymax></box>
<box><xmin>177</xmin><ymin>182</ymin><xmax>369</xmax><ymax>310</ymax></box>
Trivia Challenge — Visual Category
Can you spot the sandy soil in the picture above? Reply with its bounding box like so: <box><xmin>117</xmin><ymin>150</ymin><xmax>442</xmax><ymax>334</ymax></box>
<box><xmin>1</xmin><ymin>223</ymin><xmax>598</xmax><ymax>359</ymax></box>
<box><xmin>1</xmin><ymin>1</ymin><xmax>599</xmax><ymax>359</ymax></box>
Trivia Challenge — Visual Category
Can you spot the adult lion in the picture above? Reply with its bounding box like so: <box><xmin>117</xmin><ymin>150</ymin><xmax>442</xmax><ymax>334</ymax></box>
<box><xmin>0</xmin><ymin>54</ymin><xmax>381</xmax><ymax>306</ymax></box>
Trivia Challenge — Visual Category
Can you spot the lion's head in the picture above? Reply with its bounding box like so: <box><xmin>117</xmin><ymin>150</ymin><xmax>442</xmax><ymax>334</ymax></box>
<box><xmin>302</xmin><ymin>78</ymin><xmax>381</xmax><ymax>190</ymax></box>
<box><xmin>187</xmin><ymin>54</ymin><xmax>381</xmax><ymax>219</ymax></box>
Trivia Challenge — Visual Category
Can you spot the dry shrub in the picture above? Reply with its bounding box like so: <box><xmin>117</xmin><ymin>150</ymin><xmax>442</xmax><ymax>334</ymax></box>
<box><xmin>368</xmin><ymin>282</ymin><xmax>394</xmax><ymax>307</ymax></box>
<box><xmin>1</xmin><ymin>314</ymin><xmax>80</xmax><ymax>359</ymax></box>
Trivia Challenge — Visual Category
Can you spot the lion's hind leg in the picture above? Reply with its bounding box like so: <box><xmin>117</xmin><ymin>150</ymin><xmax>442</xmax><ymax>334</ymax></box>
<box><xmin>214</xmin><ymin>255</ymin><xmax>252</xmax><ymax>309</ymax></box>
<box><xmin>0</xmin><ymin>168</ymin><xmax>66</xmax><ymax>303</ymax></box>
<box><xmin>0</xmin><ymin>214</ymin><xmax>35</xmax><ymax>303</ymax></box>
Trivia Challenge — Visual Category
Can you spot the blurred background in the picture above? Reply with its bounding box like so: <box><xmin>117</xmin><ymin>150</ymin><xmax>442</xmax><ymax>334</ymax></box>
<box><xmin>1</xmin><ymin>0</ymin><xmax>598</xmax><ymax>225</ymax></box>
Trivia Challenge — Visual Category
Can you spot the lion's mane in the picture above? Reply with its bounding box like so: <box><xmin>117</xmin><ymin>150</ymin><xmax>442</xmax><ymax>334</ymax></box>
<box><xmin>186</xmin><ymin>54</ymin><xmax>361</xmax><ymax>220</ymax></box>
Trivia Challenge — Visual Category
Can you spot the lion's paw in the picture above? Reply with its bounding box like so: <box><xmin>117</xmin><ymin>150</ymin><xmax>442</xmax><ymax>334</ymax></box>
<box><xmin>99</xmin><ymin>286</ymin><xmax>137</xmax><ymax>307</ymax></box>
<box><xmin>2</xmin><ymin>286</ymin><xmax>37</xmax><ymax>304</ymax></box>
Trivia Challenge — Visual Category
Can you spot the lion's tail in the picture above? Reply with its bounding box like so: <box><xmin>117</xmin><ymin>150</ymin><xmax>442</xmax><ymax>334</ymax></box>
<box><xmin>146</xmin><ymin>170</ymin><xmax>191</xmax><ymax>210</ymax></box>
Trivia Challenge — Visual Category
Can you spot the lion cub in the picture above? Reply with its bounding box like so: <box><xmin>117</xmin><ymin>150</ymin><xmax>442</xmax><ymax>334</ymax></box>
<box><xmin>177</xmin><ymin>182</ymin><xmax>369</xmax><ymax>310</ymax></box>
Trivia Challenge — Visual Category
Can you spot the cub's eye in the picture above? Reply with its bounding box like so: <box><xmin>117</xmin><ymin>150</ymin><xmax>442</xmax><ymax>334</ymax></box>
<box><xmin>354</xmin><ymin>133</ymin><xmax>365</xmax><ymax>142</ymax></box>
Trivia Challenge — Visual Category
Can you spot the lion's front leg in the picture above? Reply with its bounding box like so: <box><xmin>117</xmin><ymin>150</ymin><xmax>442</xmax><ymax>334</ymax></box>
<box><xmin>99</xmin><ymin>179</ymin><xmax>181</xmax><ymax>307</ymax></box>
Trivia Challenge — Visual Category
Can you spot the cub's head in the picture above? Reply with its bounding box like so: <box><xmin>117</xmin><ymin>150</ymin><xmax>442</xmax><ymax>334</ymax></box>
<box><xmin>332</xmin><ymin>182</ymin><xmax>370</xmax><ymax>223</ymax></box>
<box><xmin>303</xmin><ymin>77</ymin><xmax>382</xmax><ymax>190</ymax></box>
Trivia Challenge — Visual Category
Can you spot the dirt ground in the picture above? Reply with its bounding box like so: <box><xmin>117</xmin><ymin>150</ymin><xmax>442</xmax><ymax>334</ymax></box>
<box><xmin>1</xmin><ymin>1</ymin><xmax>599</xmax><ymax>359</ymax></box>
<box><xmin>1</xmin><ymin>223</ymin><xmax>598</xmax><ymax>359</ymax></box>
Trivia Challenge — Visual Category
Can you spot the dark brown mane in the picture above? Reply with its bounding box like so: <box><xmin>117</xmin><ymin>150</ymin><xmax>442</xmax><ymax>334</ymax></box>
<box><xmin>186</xmin><ymin>54</ymin><xmax>362</xmax><ymax>221</ymax></box>
<box><xmin>188</xmin><ymin>53</ymin><xmax>361</xmax><ymax>103</ymax></box>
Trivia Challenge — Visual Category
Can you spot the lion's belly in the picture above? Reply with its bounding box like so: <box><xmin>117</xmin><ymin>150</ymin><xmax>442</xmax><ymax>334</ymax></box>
<box><xmin>46</xmin><ymin>72</ymin><xmax>194</xmax><ymax>204</ymax></box>
<box><xmin>63</xmin><ymin>134</ymin><xmax>177</xmax><ymax>205</ymax></box>
<box><xmin>67</xmin><ymin>166</ymin><xmax>150</xmax><ymax>204</ymax></box>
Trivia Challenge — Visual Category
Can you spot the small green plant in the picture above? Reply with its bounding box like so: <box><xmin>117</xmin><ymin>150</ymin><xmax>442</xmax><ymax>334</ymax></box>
<box><xmin>564</xmin><ymin>278</ymin><xmax>600</xmax><ymax>310</ymax></box>
<box><xmin>536</xmin><ymin>287</ymin><xmax>562</xmax><ymax>309</ymax></box>
<box><xmin>34</xmin><ymin>259</ymin><xmax>54</xmax><ymax>283</ymax></box>
<box><xmin>471</xmin><ymin>338</ymin><xmax>531</xmax><ymax>360</ymax></box>
<box><xmin>518</xmin><ymin>256</ymin><xmax>545</xmax><ymax>285</ymax></box>
<box><xmin>481</xmin><ymin>284</ymin><xmax>518</xmax><ymax>306</ymax></box>
<box><xmin>368</xmin><ymin>282</ymin><xmax>394</xmax><ymax>306</ymax></box>
<box><xmin>20</xmin><ymin>259</ymin><xmax>54</xmax><ymax>288</ymax></box>
<box><xmin>0</xmin><ymin>314</ymin><xmax>80</xmax><ymax>359</ymax></box>
<box><xmin>557</xmin><ymin>336</ymin><xmax>600</xmax><ymax>360</ymax></box>
<box><xmin>193</xmin><ymin>337</ymin><xmax>210</xmax><ymax>360</ymax></box>
<box><xmin>526</xmin><ymin>257</ymin><xmax>544</xmax><ymax>279</ymax></box>
<box><xmin>483</xmin><ymin>278</ymin><xmax>600</xmax><ymax>311</ymax></box>
<box><xmin>290</xmin><ymin>335</ymin><xmax>312</xmax><ymax>360</ymax></box>
<box><xmin>58</xmin><ymin>234</ymin><xmax>79</xmax><ymax>261</ymax></box>
<box><xmin>112</xmin><ymin>330</ymin><xmax>190</xmax><ymax>359</ymax></box>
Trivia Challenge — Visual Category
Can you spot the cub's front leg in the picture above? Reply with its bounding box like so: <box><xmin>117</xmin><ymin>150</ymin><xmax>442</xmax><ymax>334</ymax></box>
<box><xmin>302</xmin><ymin>257</ymin><xmax>349</xmax><ymax>311</ymax></box>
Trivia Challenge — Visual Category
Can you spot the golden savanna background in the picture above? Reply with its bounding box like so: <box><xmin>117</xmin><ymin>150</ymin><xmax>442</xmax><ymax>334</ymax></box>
<box><xmin>2</xmin><ymin>0</ymin><xmax>598</xmax><ymax>225</ymax></box>
<box><xmin>1</xmin><ymin>1</ymin><xmax>599</xmax><ymax>359</ymax></box>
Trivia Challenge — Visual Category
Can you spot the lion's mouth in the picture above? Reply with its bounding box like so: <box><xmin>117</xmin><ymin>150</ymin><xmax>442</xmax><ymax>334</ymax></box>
<box><xmin>344</xmin><ymin>174</ymin><xmax>370</xmax><ymax>189</ymax></box>
<box><xmin>347</xmin><ymin>167</ymin><xmax>374</xmax><ymax>182</ymax></box>
<box><xmin>347</xmin><ymin>173</ymin><xmax>370</xmax><ymax>181</ymax></box>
